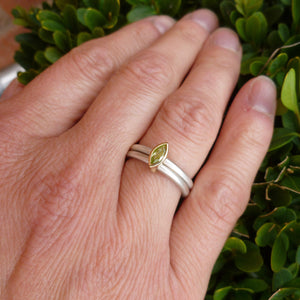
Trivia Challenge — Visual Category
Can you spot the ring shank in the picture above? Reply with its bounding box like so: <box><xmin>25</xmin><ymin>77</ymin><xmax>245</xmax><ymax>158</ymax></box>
<box><xmin>127</xmin><ymin>144</ymin><xmax>193</xmax><ymax>197</ymax></box>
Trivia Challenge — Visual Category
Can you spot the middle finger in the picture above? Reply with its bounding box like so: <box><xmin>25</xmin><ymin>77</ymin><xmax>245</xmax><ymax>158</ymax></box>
<box><xmin>71</xmin><ymin>9</ymin><xmax>218</xmax><ymax>165</ymax></box>
<box><xmin>120</xmin><ymin>28</ymin><xmax>242</xmax><ymax>231</ymax></box>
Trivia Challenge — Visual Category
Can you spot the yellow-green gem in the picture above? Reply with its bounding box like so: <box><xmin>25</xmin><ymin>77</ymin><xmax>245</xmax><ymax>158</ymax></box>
<box><xmin>149</xmin><ymin>143</ymin><xmax>168</xmax><ymax>168</ymax></box>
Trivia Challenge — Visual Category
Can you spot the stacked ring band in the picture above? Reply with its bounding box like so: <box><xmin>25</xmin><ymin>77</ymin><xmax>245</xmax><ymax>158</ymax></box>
<box><xmin>126</xmin><ymin>143</ymin><xmax>193</xmax><ymax>197</ymax></box>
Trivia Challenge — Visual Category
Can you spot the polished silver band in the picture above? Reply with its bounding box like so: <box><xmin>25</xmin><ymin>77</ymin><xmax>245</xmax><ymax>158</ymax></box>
<box><xmin>127</xmin><ymin>143</ymin><xmax>193</xmax><ymax>197</ymax></box>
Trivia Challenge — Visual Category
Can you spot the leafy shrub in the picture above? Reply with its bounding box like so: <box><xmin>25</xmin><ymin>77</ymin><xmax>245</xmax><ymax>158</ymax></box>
<box><xmin>12</xmin><ymin>0</ymin><xmax>300</xmax><ymax>299</ymax></box>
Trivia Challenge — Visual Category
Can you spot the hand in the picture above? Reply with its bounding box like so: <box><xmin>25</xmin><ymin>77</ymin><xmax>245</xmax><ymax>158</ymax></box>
<box><xmin>0</xmin><ymin>9</ymin><xmax>276</xmax><ymax>299</ymax></box>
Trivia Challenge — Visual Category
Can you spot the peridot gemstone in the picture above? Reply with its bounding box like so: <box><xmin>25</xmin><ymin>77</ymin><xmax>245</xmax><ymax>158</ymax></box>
<box><xmin>149</xmin><ymin>143</ymin><xmax>168</xmax><ymax>168</ymax></box>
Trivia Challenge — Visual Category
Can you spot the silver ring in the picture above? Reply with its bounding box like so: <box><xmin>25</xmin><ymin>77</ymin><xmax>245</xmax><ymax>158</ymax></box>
<box><xmin>126</xmin><ymin>143</ymin><xmax>193</xmax><ymax>197</ymax></box>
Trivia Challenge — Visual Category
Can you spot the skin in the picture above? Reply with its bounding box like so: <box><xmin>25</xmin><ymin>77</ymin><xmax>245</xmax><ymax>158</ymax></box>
<box><xmin>0</xmin><ymin>0</ymin><xmax>44</xmax><ymax>13</ymax></box>
<box><xmin>0</xmin><ymin>0</ymin><xmax>46</xmax><ymax>68</ymax></box>
<box><xmin>0</xmin><ymin>9</ymin><xmax>276</xmax><ymax>300</ymax></box>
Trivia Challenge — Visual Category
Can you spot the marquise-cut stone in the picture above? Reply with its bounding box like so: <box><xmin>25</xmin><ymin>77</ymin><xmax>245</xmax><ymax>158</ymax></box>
<box><xmin>149</xmin><ymin>143</ymin><xmax>168</xmax><ymax>168</ymax></box>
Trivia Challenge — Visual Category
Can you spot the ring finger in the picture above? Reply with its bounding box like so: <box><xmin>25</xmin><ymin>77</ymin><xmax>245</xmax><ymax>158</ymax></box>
<box><xmin>120</xmin><ymin>28</ymin><xmax>242</xmax><ymax>230</ymax></box>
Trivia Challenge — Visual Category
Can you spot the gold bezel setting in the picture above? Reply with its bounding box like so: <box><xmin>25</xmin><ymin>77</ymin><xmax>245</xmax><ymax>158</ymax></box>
<box><xmin>148</xmin><ymin>142</ymin><xmax>169</xmax><ymax>171</ymax></box>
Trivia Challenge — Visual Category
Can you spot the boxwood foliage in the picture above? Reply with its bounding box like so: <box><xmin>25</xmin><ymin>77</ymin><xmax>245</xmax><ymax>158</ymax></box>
<box><xmin>12</xmin><ymin>0</ymin><xmax>300</xmax><ymax>299</ymax></box>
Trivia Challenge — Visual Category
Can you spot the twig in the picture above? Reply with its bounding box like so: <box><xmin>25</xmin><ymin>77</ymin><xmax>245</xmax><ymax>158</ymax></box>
<box><xmin>258</xmin><ymin>41</ymin><xmax>300</xmax><ymax>75</ymax></box>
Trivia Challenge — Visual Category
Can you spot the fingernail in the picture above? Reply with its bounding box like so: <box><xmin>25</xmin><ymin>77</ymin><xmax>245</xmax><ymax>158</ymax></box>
<box><xmin>212</xmin><ymin>28</ymin><xmax>241</xmax><ymax>52</ymax></box>
<box><xmin>183</xmin><ymin>9</ymin><xmax>218</xmax><ymax>32</ymax></box>
<box><xmin>249</xmin><ymin>76</ymin><xmax>277</xmax><ymax>116</ymax></box>
<box><xmin>151</xmin><ymin>16</ymin><xmax>175</xmax><ymax>34</ymax></box>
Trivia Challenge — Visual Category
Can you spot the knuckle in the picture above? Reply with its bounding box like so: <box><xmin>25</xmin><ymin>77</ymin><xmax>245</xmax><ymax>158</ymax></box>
<box><xmin>68</xmin><ymin>44</ymin><xmax>115</xmax><ymax>83</ymax></box>
<box><xmin>121</xmin><ymin>50</ymin><xmax>174</xmax><ymax>90</ymax></box>
<box><xmin>199</xmin><ymin>172</ymin><xmax>248</xmax><ymax>230</ymax></box>
<box><xmin>132</xmin><ymin>19</ymin><xmax>162</xmax><ymax>42</ymax></box>
<box><xmin>176</xmin><ymin>19</ymin><xmax>208</xmax><ymax>43</ymax></box>
<box><xmin>214</xmin><ymin>54</ymin><xmax>238</xmax><ymax>71</ymax></box>
<box><xmin>159</xmin><ymin>93</ymin><xmax>216</xmax><ymax>144</ymax></box>
<box><xmin>233</xmin><ymin>120</ymin><xmax>269</xmax><ymax>150</ymax></box>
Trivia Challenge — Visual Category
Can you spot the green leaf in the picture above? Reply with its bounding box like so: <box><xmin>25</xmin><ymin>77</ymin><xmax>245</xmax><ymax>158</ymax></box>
<box><xmin>13</xmin><ymin>18</ymin><xmax>31</xmax><ymax>27</ymax></box>
<box><xmin>98</xmin><ymin>0</ymin><xmax>120</xmax><ymax>28</ymax></box>
<box><xmin>92</xmin><ymin>27</ymin><xmax>105</xmax><ymax>38</ymax></box>
<box><xmin>84</xmin><ymin>8</ymin><xmax>107</xmax><ymax>30</ymax></box>
<box><xmin>278</xmin><ymin>23</ymin><xmax>290</xmax><ymax>42</ymax></box>
<box><xmin>292</xmin><ymin>0</ymin><xmax>300</xmax><ymax>26</ymax></box>
<box><xmin>12</xmin><ymin>6</ymin><xmax>28</xmax><ymax>18</ymax></box>
<box><xmin>41</xmin><ymin>19</ymin><xmax>66</xmax><ymax>32</ymax></box>
<box><xmin>267</xmin><ymin>30</ymin><xmax>283</xmax><ymax>49</ymax></box>
<box><xmin>14</xmin><ymin>50</ymin><xmax>35</xmax><ymax>70</ymax></box>
<box><xmin>239</xmin><ymin>278</ymin><xmax>268</xmax><ymax>293</ymax></box>
<box><xmin>296</xmin><ymin>246</ymin><xmax>300</xmax><ymax>264</ymax></box>
<box><xmin>34</xmin><ymin>50</ymin><xmax>49</xmax><ymax>67</ymax></box>
<box><xmin>285</xmin><ymin>277</ymin><xmax>300</xmax><ymax>288</ymax></box>
<box><xmin>27</xmin><ymin>8</ymin><xmax>40</xmax><ymax>28</ymax></box>
<box><xmin>77</xmin><ymin>8</ymin><xmax>87</xmax><ymax>26</ymax></box>
<box><xmin>269</xmin><ymin>128</ymin><xmax>299</xmax><ymax>152</ymax></box>
<box><xmin>255</xmin><ymin>222</ymin><xmax>279</xmax><ymax>247</ymax></box>
<box><xmin>288</xmin><ymin>263</ymin><xmax>299</xmax><ymax>278</ymax></box>
<box><xmin>223</xmin><ymin>237</ymin><xmax>247</xmax><ymax>254</ymax></box>
<box><xmin>211</xmin><ymin>254</ymin><xmax>227</xmax><ymax>274</ymax></box>
<box><xmin>281</xmin><ymin>35</ymin><xmax>300</xmax><ymax>59</ymax></box>
<box><xmin>276</xmin><ymin>71</ymin><xmax>286</xmax><ymax>87</ymax></box>
<box><xmin>284</xmin><ymin>222</ymin><xmax>300</xmax><ymax>245</ymax></box>
<box><xmin>44</xmin><ymin>47</ymin><xmax>63</xmax><ymax>63</ymax></box>
<box><xmin>235</xmin><ymin>241</ymin><xmax>263</xmax><ymax>272</ymax></box>
<box><xmin>281</xmin><ymin>68</ymin><xmax>300</xmax><ymax>120</ymax></box>
<box><xmin>241</xmin><ymin>56</ymin><xmax>268</xmax><ymax>75</ymax></box>
<box><xmin>265</xmin><ymin>159</ymin><xmax>288</xmax><ymax>182</ymax></box>
<box><xmin>15</xmin><ymin>33</ymin><xmax>45</xmax><ymax>51</ymax></box>
<box><xmin>77</xmin><ymin>32</ymin><xmax>93</xmax><ymax>45</ymax></box>
<box><xmin>127</xmin><ymin>0</ymin><xmax>151</xmax><ymax>5</ymax></box>
<box><xmin>290</xmin><ymin>155</ymin><xmax>300</xmax><ymax>164</ymax></box>
<box><xmin>233</xmin><ymin>219</ymin><xmax>250</xmax><ymax>237</ymax></box>
<box><xmin>154</xmin><ymin>0</ymin><xmax>181</xmax><ymax>16</ymax></box>
<box><xmin>230</xmin><ymin>10</ymin><xmax>239</xmax><ymax>25</ymax></box>
<box><xmin>232</xmin><ymin>290</ymin><xmax>253</xmax><ymax>300</ymax></box>
<box><xmin>38</xmin><ymin>10</ymin><xmax>63</xmax><ymax>23</ymax></box>
<box><xmin>38</xmin><ymin>28</ymin><xmax>55</xmax><ymax>44</ymax></box>
<box><xmin>271</xmin><ymin>233</ymin><xmax>289</xmax><ymax>272</ymax></box>
<box><xmin>83</xmin><ymin>0</ymin><xmax>98</xmax><ymax>8</ymax></box>
<box><xmin>281</xmin><ymin>0</ymin><xmax>291</xmax><ymax>4</ymax></box>
<box><xmin>273</xmin><ymin>268</ymin><xmax>294</xmax><ymax>290</ymax></box>
<box><xmin>55</xmin><ymin>0</ymin><xmax>78</xmax><ymax>10</ymax></box>
<box><xmin>201</xmin><ymin>0</ymin><xmax>219</xmax><ymax>11</ymax></box>
<box><xmin>280</xmin><ymin>175</ymin><xmax>300</xmax><ymax>196</ymax></box>
<box><xmin>245</xmin><ymin>12</ymin><xmax>268</xmax><ymax>47</ymax></box>
<box><xmin>288</xmin><ymin>57</ymin><xmax>300</xmax><ymax>98</ymax></box>
<box><xmin>17</xmin><ymin>69</ymin><xmax>39</xmax><ymax>85</ymax></box>
<box><xmin>269</xmin><ymin>288</ymin><xmax>300</xmax><ymax>300</ymax></box>
<box><xmin>213</xmin><ymin>286</ymin><xmax>232</xmax><ymax>300</ymax></box>
<box><xmin>62</xmin><ymin>4</ymin><xmax>79</xmax><ymax>33</ymax></box>
<box><xmin>268</xmin><ymin>186</ymin><xmax>292</xmax><ymax>207</ymax></box>
<box><xmin>53</xmin><ymin>31</ymin><xmax>70</xmax><ymax>52</ymax></box>
<box><xmin>220</xmin><ymin>1</ymin><xmax>236</xmax><ymax>25</ymax></box>
<box><xmin>256</xmin><ymin>207</ymin><xmax>285</xmax><ymax>229</ymax></box>
<box><xmin>127</xmin><ymin>5</ymin><xmax>156</xmax><ymax>23</ymax></box>
<box><xmin>273</xmin><ymin>208</ymin><xmax>297</xmax><ymax>225</ymax></box>
<box><xmin>282</xmin><ymin>111</ymin><xmax>299</xmax><ymax>131</ymax></box>
<box><xmin>249</xmin><ymin>61</ymin><xmax>264</xmax><ymax>76</ymax></box>
<box><xmin>264</xmin><ymin>4</ymin><xmax>284</xmax><ymax>27</ymax></box>
<box><xmin>235</xmin><ymin>0</ymin><xmax>263</xmax><ymax>17</ymax></box>
<box><xmin>268</xmin><ymin>53</ymin><xmax>288</xmax><ymax>75</ymax></box>
<box><xmin>235</xmin><ymin>18</ymin><xmax>248</xmax><ymax>42</ymax></box>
